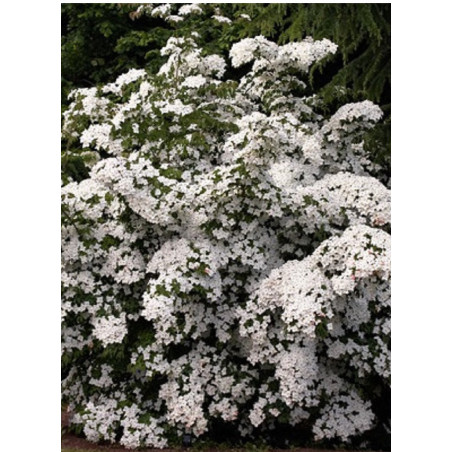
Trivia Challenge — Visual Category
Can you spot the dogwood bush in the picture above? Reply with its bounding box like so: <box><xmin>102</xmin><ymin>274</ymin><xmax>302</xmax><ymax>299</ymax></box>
<box><xmin>62</xmin><ymin>31</ymin><xmax>390</xmax><ymax>449</ymax></box>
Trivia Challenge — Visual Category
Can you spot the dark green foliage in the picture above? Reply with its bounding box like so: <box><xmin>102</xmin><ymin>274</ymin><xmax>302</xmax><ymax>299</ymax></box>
<box><xmin>61</xmin><ymin>4</ymin><xmax>172</xmax><ymax>102</ymax></box>
<box><xmin>228</xmin><ymin>4</ymin><xmax>390</xmax><ymax>104</ymax></box>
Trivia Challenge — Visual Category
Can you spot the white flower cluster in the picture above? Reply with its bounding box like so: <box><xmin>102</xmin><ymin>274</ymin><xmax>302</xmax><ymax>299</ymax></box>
<box><xmin>230</xmin><ymin>36</ymin><xmax>338</xmax><ymax>71</ymax></box>
<box><xmin>313</xmin><ymin>392</ymin><xmax>375</xmax><ymax>441</ymax></box>
<box><xmin>62</xmin><ymin>33</ymin><xmax>390</xmax><ymax>449</ymax></box>
<box><xmin>212</xmin><ymin>15</ymin><xmax>232</xmax><ymax>24</ymax></box>
<box><xmin>92</xmin><ymin>314</ymin><xmax>128</xmax><ymax>346</ymax></box>
<box><xmin>134</xmin><ymin>4</ymin><xmax>232</xmax><ymax>27</ymax></box>
<box><xmin>178</xmin><ymin>4</ymin><xmax>203</xmax><ymax>16</ymax></box>
<box><xmin>102</xmin><ymin>69</ymin><xmax>147</xmax><ymax>95</ymax></box>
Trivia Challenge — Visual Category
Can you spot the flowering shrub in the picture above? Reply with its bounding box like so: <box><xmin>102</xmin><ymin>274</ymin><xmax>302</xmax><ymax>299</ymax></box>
<box><xmin>62</xmin><ymin>29</ymin><xmax>390</xmax><ymax>449</ymax></box>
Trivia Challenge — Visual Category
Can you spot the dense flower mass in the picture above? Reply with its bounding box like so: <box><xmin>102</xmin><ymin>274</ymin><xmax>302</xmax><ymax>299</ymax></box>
<box><xmin>62</xmin><ymin>22</ymin><xmax>390</xmax><ymax>450</ymax></box>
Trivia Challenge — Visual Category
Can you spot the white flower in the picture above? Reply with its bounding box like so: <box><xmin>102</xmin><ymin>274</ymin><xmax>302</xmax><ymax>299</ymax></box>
<box><xmin>212</xmin><ymin>15</ymin><xmax>232</xmax><ymax>24</ymax></box>
<box><xmin>181</xmin><ymin>75</ymin><xmax>207</xmax><ymax>89</ymax></box>
<box><xmin>92</xmin><ymin>314</ymin><xmax>127</xmax><ymax>346</ymax></box>
<box><xmin>179</xmin><ymin>4</ymin><xmax>203</xmax><ymax>16</ymax></box>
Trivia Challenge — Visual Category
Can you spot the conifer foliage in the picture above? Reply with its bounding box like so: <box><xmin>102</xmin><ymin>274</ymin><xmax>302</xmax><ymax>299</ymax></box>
<box><xmin>233</xmin><ymin>4</ymin><xmax>390</xmax><ymax>103</ymax></box>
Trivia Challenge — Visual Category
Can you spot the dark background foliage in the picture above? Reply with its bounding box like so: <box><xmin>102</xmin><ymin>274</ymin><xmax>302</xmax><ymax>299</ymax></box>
<box><xmin>61</xmin><ymin>4</ymin><xmax>170</xmax><ymax>102</ymax></box>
